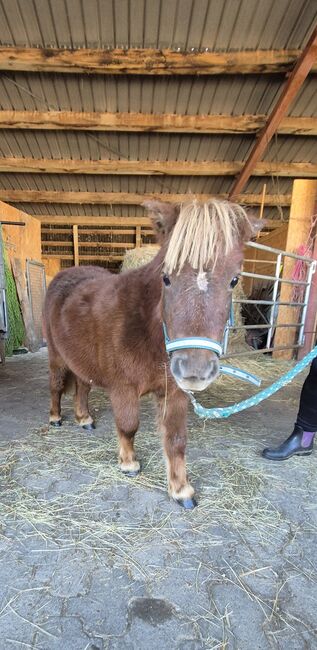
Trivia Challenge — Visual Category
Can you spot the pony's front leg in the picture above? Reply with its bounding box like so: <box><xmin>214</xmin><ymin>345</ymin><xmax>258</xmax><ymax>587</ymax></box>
<box><xmin>157</xmin><ymin>390</ymin><xmax>196</xmax><ymax>509</ymax></box>
<box><xmin>110</xmin><ymin>386</ymin><xmax>140</xmax><ymax>477</ymax></box>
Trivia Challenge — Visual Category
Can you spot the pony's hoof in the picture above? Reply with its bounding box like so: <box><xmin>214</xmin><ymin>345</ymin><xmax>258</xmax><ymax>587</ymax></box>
<box><xmin>176</xmin><ymin>497</ymin><xmax>197</xmax><ymax>510</ymax></box>
<box><xmin>82</xmin><ymin>422</ymin><xmax>95</xmax><ymax>431</ymax></box>
<box><xmin>50</xmin><ymin>419</ymin><xmax>62</xmax><ymax>428</ymax></box>
<box><xmin>120</xmin><ymin>461</ymin><xmax>141</xmax><ymax>478</ymax></box>
<box><xmin>122</xmin><ymin>469</ymin><xmax>140</xmax><ymax>478</ymax></box>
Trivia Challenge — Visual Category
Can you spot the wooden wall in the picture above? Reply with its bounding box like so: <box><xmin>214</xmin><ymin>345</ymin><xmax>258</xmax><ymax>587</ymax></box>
<box><xmin>1</xmin><ymin>201</ymin><xmax>42</xmax><ymax>352</ymax></box>
<box><xmin>0</xmin><ymin>201</ymin><xmax>41</xmax><ymax>271</ymax></box>
<box><xmin>42</xmin><ymin>257</ymin><xmax>61</xmax><ymax>285</ymax></box>
<box><xmin>243</xmin><ymin>224</ymin><xmax>288</xmax><ymax>295</ymax></box>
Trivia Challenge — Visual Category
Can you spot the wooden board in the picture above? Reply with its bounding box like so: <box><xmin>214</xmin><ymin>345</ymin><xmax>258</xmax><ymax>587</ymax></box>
<box><xmin>0</xmin><ymin>47</ymin><xmax>315</xmax><ymax>75</ymax></box>
<box><xmin>11</xmin><ymin>257</ymin><xmax>38</xmax><ymax>352</ymax></box>
<box><xmin>0</xmin><ymin>111</ymin><xmax>315</xmax><ymax>135</ymax></box>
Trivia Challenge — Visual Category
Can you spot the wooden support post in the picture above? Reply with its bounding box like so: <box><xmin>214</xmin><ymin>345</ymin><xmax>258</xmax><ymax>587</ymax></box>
<box><xmin>135</xmin><ymin>226</ymin><xmax>142</xmax><ymax>248</ymax></box>
<box><xmin>274</xmin><ymin>180</ymin><xmax>317</xmax><ymax>359</ymax></box>
<box><xmin>73</xmin><ymin>225</ymin><xmax>79</xmax><ymax>266</ymax></box>
<box><xmin>259</xmin><ymin>184</ymin><xmax>267</xmax><ymax>221</ymax></box>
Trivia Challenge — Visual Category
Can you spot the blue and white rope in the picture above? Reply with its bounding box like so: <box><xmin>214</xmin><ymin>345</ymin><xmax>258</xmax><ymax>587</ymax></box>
<box><xmin>187</xmin><ymin>345</ymin><xmax>317</xmax><ymax>420</ymax></box>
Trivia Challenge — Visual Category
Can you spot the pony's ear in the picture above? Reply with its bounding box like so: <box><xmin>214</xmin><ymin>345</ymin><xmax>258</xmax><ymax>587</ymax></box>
<box><xmin>142</xmin><ymin>201</ymin><xmax>180</xmax><ymax>242</ymax></box>
<box><xmin>242</xmin><ymin>216</ymin><xmax>266</xmax><ymax>241</ymax></box>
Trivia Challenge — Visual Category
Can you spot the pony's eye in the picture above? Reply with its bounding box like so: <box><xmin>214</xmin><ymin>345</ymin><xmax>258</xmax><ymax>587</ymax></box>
<box><xmin>163</xmin><ymin>274</ymin><xmax>171</xmax><ymax>287</ymax></box>
<box><xmin>230</xmin><ymin>276</ymin><xmax>239</xmax><ymax>289</ymax></box>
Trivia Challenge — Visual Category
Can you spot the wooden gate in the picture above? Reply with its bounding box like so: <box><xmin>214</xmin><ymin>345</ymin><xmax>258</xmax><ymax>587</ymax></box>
<box><xmin>26</xmin><ymin>260</ymin><xmax>46</xmax><ymax>349</ymax></box>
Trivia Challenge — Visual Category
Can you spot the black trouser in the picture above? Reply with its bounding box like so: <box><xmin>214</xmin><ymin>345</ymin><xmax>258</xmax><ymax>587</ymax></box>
<box><xmin>296</xmin><ymin>357</ymin><xmax>317</xmax><ymax>431</ymax></box>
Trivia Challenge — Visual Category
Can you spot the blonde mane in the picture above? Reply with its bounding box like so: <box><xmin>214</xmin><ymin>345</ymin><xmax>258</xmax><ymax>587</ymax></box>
<box><xmin>164</xmin><ymin>199</ymin><xmax>251</xmax><ymax>275</ymax></box>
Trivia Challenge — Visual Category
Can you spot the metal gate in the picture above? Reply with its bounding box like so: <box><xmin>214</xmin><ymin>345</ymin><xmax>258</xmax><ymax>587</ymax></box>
<box><xmin>223</xmin><ymin>240</ymin><xmax>316</xmax><ymax>357</ymax></box>
<box><xmin>26</xmin><ymin>259</ymin><xmax>46</xmax><ymax>348</ymax></box>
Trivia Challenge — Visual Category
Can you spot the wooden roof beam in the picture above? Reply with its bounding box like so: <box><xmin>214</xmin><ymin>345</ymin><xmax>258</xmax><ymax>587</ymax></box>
<box><xmin>38</xmin><ymin>215</ymin><xmax>281</xmax><ymax>228</ymax></box>
<box><xmin>1</xmin><ymin>158</ymin><xmax>317</xmax><ymax>178</ymax></box>
<box><xmin>43</xmin><ymin>253</ymin><xmax>125</xmax><ymax>261</ymax></box>
<box><xmin>230</xmin><ymin>27</ymin><xmax>317</xmax><ymax>199</ymax></box>
<box><xmin>39</xmin><ymin>216</ymin><xmax>152</xmax><ymax>226</ymax></box>
<box><xmin>0</xmin><ymin>190</ymin><xmax>291</xmax><ymax>206</ymax></box>
<box><xmin>0</xmin><ymin>111</ymin><xmax>316</xmax><ymax>135</ymax></box>
<box><xmin>1</xmin><ymin>47</ymin><xmax>316</xmax><ymax>75</ymax></box>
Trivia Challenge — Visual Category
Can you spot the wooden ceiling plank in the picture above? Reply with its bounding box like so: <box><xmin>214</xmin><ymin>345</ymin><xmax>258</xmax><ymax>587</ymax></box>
<box><xmin>39</xmin><ymin>216</ymin><xmax>152</xmax><ymax>226</ymax></box>
<box><xmin>230</xmin><ymin>27</ymin><xmax>317</xmax><ymax>199</ymax></box>
<box><xmin>41</xmin><ymin>227</ymin><xmax>138</xmax><ymax>235</ymax></box>
<box><xmin>0</xmin><ymin>190</ymin><xmax>291</xmax><ymax>206</ymax></box>
<box><xmin>42</xmin><ymin>253</ymin><xmax>125</xmax><ymax>260</ymax></box>
<box><xmin>38</xmin><ymin>215</ymin><xmax>280</xmax><ymax>228</ymax></box>
<box><xmin>0</xmin><ymin>111</ymin><xmax>316</xmax><ymax>135</ymax></box>
<box><xmin>42</xmin><ymin>241</ymin><xmax>136</xmax><ymax>248</ymax></box>
<box><xmin>1</xmin><ymin>47</ymin><xmax>316</xmax><ymax>75</ymax></box>
<box><xmin>2</xmin><ymin>157</ymin><xmax>317</xmax><ymax>178</ymax></box>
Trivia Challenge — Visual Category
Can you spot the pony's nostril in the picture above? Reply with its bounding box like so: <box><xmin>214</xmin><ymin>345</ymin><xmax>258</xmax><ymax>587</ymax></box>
<box><xmin>170</xmin><ymin>356</ymin><xmax>184</xmax><ymax>379</ymax></box>
<box><xmin>206</xmin><ymin>362</ymin><xmax>219</xmax><ymax>380</ymax></box>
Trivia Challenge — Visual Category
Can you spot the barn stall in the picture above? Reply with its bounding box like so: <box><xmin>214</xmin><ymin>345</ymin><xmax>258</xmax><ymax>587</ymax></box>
<box><xmin>0</xmin><ymin>2</ymin><xmax>317</xmax><ymax>648</ymax></box>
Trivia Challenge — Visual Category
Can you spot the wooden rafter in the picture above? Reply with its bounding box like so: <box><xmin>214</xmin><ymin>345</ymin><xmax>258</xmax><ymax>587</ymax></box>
<box><xmin>38</xmin><ymin>215</ymin><xmax>281</xmax><ymax>229</ymax></box>
<box><xmin>39</xmin><ymin>216</ymin><xmax>152</xmax><ymax>226</ymax></box>
<box><xmin>1</xmin><ymin>157</ymin><xmax>317</xmax><ymax>178</ymax></box>
<box><xmin>0</xmin><ymin>190</ymin><xmax>291</xmax><ymax>206</ymax></box>
<box><xmin>230</xmin><ymin>27</ymin><xmax>317</xmax><ymax>199</ymax></box>
<box><xmin>41</xmin><ymin>228</ymin><xmax>143</xmax><ymax>235</ymax></box>
<box><xmin>0</xmin><ymin>110</ymin><xmax>315</xmax><ymax>135</ymax></box>
<box><xmin>1</xmin><ymin>47</ymin><xmax>316</xmax><ymax>75</ymax></box>
<box><xmin>42</xmin><ymin>241</ymin><xmax>136</xmax><ymax>249</ymax></box>
<box><xmin>42</xmin><ymin>253</ymin><xmax>125</xmax><ymax>261</ymax></box>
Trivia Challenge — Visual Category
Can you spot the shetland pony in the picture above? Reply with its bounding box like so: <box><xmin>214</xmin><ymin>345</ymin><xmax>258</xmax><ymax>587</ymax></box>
<box><xmin>44</xmin><ymin>199</ymin><xmax>262</xmax><ymax>508</ymax></box>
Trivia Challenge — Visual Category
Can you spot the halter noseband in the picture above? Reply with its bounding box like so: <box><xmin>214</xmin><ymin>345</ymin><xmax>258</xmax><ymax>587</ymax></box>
<box><xmin>163</xmin><ymin>323</ymin><xmax>223</xmax><ymax>356</ymax></box>
<box><xmin>162</xmin><ymin>302</ymin><xmax>261</xmax><ymax>389</ymax></box>
<box><xmin>162</xmin><ymin>300</ymin><xmax>235</xmax><ymax>358</ymax></box>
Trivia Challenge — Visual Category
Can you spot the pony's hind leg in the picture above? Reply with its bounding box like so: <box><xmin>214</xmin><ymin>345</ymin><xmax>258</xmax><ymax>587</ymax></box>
<box><xmin>111</xmin><ymin>387</ymin><xmax>140</xmax><ymax>477</ymax></box>
<box><xmin>49</xmin><ymin>361</ymin><xmax>70</xmax><ymax>427</ymax></box>
<box><xmin>74</xmin><ymin>378</ymin><xmax>94</xmax><ymax>430</ymax></box>
<box><xmin>157</xmin><ymin>389</ymin><xmax>196</xmax><ymax>509</ymax></box>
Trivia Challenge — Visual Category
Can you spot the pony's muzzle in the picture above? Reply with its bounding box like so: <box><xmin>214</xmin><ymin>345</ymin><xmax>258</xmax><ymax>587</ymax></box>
<box><xmin>170</xmin><ymin>350</ymin><xmax>220</xmax><ymax>392</ymax></box>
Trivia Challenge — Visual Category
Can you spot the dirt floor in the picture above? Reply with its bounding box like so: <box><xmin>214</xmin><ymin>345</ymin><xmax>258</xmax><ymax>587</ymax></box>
<box><xmin>0</xmin><ymin>349</ymin><xmax>316</xmax><ymax>650</ymax></box>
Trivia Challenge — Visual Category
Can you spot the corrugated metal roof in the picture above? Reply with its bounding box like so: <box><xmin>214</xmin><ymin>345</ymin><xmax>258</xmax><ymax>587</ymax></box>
<box><xmin>0</xmin><ymin>73</ymin><xmax>317</xmax><ymax>124</ymax></box>
<box><xmin>0</xmin><ymin>172</ymin><xmax>293</xmax><ymax>202</ymax></box>
<box><xmin>0</xmin><ymin>0</ymin><xmax>316</xmax><ymax>50</ymax></box>
<box><xmin>0</xmin><ymin>1</ymin><xmax>315</xmax><ymax>222</ymax></box>
<box><xmin>1</xmin><ymin>72</ymin><xmax>316</xmax><ymax>117</ymax></box>
<box><xmin>0</xmin><ymin>131</ymin><xmax>316</xmax><ymax>164</ymax></box>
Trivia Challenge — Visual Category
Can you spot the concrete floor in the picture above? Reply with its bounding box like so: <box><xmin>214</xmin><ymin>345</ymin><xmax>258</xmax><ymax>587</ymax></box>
<box><xmin>0</xmin><ymin>350</ymin><xmax>316</xmax><ymax>650</ymax></box>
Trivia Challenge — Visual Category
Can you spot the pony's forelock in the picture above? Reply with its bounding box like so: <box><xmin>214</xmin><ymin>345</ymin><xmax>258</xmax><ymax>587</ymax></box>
<box><xmin>163</xmin><ymin>199</ymin><xmax>251</xmax><ymax>274</ymax></box>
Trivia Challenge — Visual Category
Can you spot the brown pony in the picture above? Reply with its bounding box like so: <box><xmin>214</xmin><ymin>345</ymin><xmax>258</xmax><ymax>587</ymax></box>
<box><xmin>44</xmin><ymin>199</ymin><xmax>262</xmax><ymax>508</ymax></box>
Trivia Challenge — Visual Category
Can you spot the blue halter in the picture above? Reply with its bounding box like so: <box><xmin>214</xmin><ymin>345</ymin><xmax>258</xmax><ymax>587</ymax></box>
<box><xmin>163</xmin><ymin>322</ymin><xmax>223</xmax><ymax>357</ymax></box>
<box><xmin>162</xmin><ymin>302</ymin><xmax>261</xmax><ymax>388</ymax></box>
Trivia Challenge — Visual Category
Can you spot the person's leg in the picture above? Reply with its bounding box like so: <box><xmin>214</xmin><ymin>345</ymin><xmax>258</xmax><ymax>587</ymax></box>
<box><xmin>262</xmin><ymin>358</ymin><xmax>317</xmax><ymax>460</ymax></box>
<box><xmin>296</xmin><ymin>357</ymin><xmax>317</xmax><ymax>430</ymax></box>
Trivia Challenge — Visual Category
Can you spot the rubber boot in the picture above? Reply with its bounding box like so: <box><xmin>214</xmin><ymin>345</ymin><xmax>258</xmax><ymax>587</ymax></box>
<box><xmin>262</xmin><ymin>424</ymin><xmax>315</xmax><ymax>461</ymax></box>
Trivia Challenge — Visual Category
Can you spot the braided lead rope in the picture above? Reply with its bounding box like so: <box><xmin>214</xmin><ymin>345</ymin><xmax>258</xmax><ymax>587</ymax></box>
<box><xmin>187</xmin><ymin>345</ymin><xmax>317</xmax><ymax>420</ymax></box>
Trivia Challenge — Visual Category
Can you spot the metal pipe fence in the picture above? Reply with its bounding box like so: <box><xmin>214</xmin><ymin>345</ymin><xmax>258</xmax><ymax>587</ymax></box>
<box><xmin>223</xmin><ymin>240</ymin><xmax>316</xmax><ymax>358</ymax></box>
